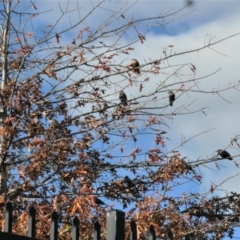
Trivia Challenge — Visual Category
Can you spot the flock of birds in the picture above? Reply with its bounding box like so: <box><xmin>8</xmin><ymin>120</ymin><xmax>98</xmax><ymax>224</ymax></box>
<box><xmin>43</xmin><ymin>59</ymin><xmax>234</xmax><ymax>207</ymax></box>
<box><xmin>46</xmin><ymin>57</ymin><xmax>233</xmax><ymax>196</ymax></box>
<box><xmin>119</xmin><ymin>59</ymin><xmax>234</xmax><ymax>161</ymax></box>
<box><xmin>119</xmin><ymin>59</ymin><xmax>175</xmax><ymax>107</ymax></box>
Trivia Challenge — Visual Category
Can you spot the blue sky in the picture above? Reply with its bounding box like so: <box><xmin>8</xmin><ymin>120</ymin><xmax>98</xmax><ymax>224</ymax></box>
<box><xmin>6</xmin><ymin>0</ymin><xmax>240</xmax><ymax>238</ymax></box>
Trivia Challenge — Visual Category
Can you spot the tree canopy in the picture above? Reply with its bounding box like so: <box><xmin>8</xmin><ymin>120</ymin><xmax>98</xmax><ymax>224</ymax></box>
<box><xmin>0</xmin><ymin>0</ymin><xmax>240</xmax><ymax>239</ymax></box>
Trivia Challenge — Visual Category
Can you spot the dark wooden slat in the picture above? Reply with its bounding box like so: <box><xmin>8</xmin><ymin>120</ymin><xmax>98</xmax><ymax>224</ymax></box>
<box><xmin>0</xmin><ymin>232</ymin><xmax>39</xmax><ymax>240</ymax></box>
<box><xmin>130</xmin><ymin>220</ymin><xmax>137</xmax><ymax>240</ymax></box>
<box><xmin>185</xmin><ymin>234</ymin><xmax>190</xmax><ymax>240</ymax></box>
<box><xmin>148</xmin><ymin>225</ymin><xmax>156</xmax><ymax>240</ymax></box>
<box><xmin>28</xmin><ymin>206</ymin><xmax>36</xmax><ymax>238</ymax></box>
<box><xmin>50</xmin><ymin>211</ymin><xmax>58</xmax><ymax>240</ymax></box>
<box><xmin>4</xmin><ymin>202</ymin><xmax>13</xmax><ymax>233</ymax></box>
<box><xmin>166</xmin><ymin>229</ymin><xmax>174</xmax><ymax>240</ymax></box>
<box><xmin>72</xmin><ymin>216</ymin><xmax>80</xmax><ymax>240</ymax></box>
<box><xmin>107</xmin><ymin>210</ymin><xmax>125</xmax><ymax>240</ymax></box>
<box><xmin>93</xmin><ymin>221</ymin><xmax>101</xmax><ymax>240</ymax></box>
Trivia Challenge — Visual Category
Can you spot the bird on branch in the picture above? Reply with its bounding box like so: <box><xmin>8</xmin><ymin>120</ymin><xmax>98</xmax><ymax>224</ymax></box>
<box><xmin>216</xmin><ymin>149</ymin><xmax>232</xmax><ymax>160</ymax></box>
<box><xmin>119</xmin><ymin>90</ymin><xmax>128</xmax><ymax>106</ymax></box>
<box><xmin>47</xmin><ymin>116</ymin><xmax>62</xmax><ymax>129</ymax></box>
<box><xmin>168</xmin><ymin>91</ymin><xmax>175</xmax><ymax>106</ymax></box>
<box><xmin>127</xmin><ymin>59</ymin><xmax>140</xmax><ymax>74</ymax></box>
<box><xmin>123</xmin><ymin>176</ymin><xmax>135</xmax><ymax>188</ymax></box>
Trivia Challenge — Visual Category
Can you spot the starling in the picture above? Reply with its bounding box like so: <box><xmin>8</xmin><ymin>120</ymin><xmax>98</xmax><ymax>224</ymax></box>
<box><xmin>123</xmin><ymin>176</ymin><xmax>134</xmax><ymax>188</ymax></box>
<box><xmin>119</xmin><ymin>90</ymin><xmax>127</xmax><ymax>106</ymax></box>
<box><xmin>123</xmin><ymin>175</ymin><xmax>132</xmax><ymax>184</ymax></box>
<box><xmin>127</xmin><ymin>59</ymin><xmax>140</xmax><ymax>74</ymax></box>
<box><xmin>47</xmin><ymin>116</ymin><xmax>62</xmax><ymax>129</ymax></box>
<box><xmin>168</xmin><ymin>91</ymin><xmax>175</xmax><ymax>106</ymax></box>
<box><xmin>216</xmin><ymin>149</ymin><xmax>232</xmax><ymax>160</ymax></box>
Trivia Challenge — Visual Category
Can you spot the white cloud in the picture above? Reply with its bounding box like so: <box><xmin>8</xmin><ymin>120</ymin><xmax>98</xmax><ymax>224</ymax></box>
<box><xmin>32</xmin><ymin>0</ymin><xmax>240</xmax><ymax>194</ymax></box>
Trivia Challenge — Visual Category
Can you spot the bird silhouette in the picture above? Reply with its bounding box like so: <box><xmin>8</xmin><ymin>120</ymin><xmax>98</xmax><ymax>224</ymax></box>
<box><xmin>127</xmin><ymin>59</ymin><xmax>140</xmax><ymax>74</ymax></box>
<box><xmin>168</xmin><ymin>91</ymin><xmax>175</xmax><ymax>106</ymax></box>
<box><xmin>47</xmin><ymin>116</ymin><xmax>62</xmax><ymax>129</ymax></box>
<box><xmin>119</xmin><ymin>90</ymin><xmax>127</xmax><ymax>106</ymax></box>
<box><xmin>216</xmin><ymin>149</ymin><xmax>232</xmax><ymax>160</ymax></box>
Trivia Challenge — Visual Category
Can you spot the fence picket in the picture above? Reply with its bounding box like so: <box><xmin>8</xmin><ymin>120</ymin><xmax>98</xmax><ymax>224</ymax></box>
<box><xmin>28</xmin><ymin>206</ymin><xmax>36</xmax><ymax>238</ymax></box>
<box><xmin>4</xmin><ymin>201</ymin><xmax>13</xmax><ymax>233</ymax></box>
<box><xmin>107</xmin><ymin>210</ymin><xmax>125</xmax><ymax>240</ymax></box>
<box><xmin>149</xmin><ymin>225</ymin><xmax>156</xmax><ymax>240</ymax></box>
<box><xmin>50</xmin><ymin>211</ymin><xmax>58</xmax><ymax>240</ymax></box>
<box><xmin>130</xmin><ymin>220</ymin><xmax>137</xmax><ymax>240</ymax></box>
<box><xmin>166</xmin><ymin>229</ymin><xmax>174</xmax><ymax>240</ymax></box>
<box><xmin>0</xmin><ymin>203</ymin><xmax>193</xmax><ymax>240</ymax></box>
<box><xmin>185</xmin><ymin>234</ymin><xmax>190</xmax><ymax>240</ymax></box>
<box><xmin>93</xmin><ymin>221</ymin><xmax>101</xmax><ymax>240</ymax></box>
<box><xmin>72</xmin><ymin>216</ymin><xmax>80</xmax><ymax>240</ymax></box>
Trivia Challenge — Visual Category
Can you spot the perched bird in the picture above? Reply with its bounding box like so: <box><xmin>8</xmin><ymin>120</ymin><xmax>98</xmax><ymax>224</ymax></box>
<box><xmin>168</xmin><ymin>91</ymin><xmax>175</xmax><ymax>106</ymax></box>
<box><xmin>123</xmin><ymin>176</ymin><xmax>135</xmax><ymax>188</ymax></box>
<box><xmin>119</xmin><ymin>90</ymin><xmax>128</xmax><ymax>106</ymax></box>
<box><xmin>47</xmin><ymin>116</ymin><xmax>62</xmax><ymax>129</ymax></box>
<box><xmin>127</xmin><ymin>59</ymin><xmax>140</xmax><ymax>74</ymax></box>
<box><xmin>216</xmin><ymin>149</ymin><xmax>232</xmax><ymax>160</ymax></box>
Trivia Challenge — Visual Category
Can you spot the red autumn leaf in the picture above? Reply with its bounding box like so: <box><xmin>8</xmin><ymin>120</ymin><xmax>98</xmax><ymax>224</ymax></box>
<box><xmin>182</xmin><ymin>192</ymin><xmax>187</xmax><ymax>199</ymax></box>
<box><xmin>193</xmin><ymin>174</ymin><xmax>202</xmax><ymax>183</ymax></box>
<box><xmin>4</xmin><ymin>117</ymin><xmax>15</xmax><ymax>124</ymax></box>
<box><xmin>30</xmin><ymin>14</ymin><xmax>38</xmax><ymax>18</ymax></box>
<box><xmin>130</xmin><ymin>147</ymin><xmax>141</xmax><ymax>157</ymax></box>
<box><xmin>105</xmin><ymin>154</ymin><xmax>113</xmax><ymax>159</ymax></box>
<box><xmin>178</xmin><ymin>84</ymin><xmax>184</xmax><ymax>91</ymax></box>
<box><xmin>15</xmin><ymin>37</ymin><xmax>21</xmax><ymax>42</ymax></box>
<box><xmin>210</xmin><ymin>184</ymin><xmax>214</xmax><ymax>194</ymax></box>
<box><xmin>138</xmin><ymin>34</ymin><xmax>146</xmax><ymax>44</ymax></box>
<box><xmin>146</xmin><ymin>116</ymin><xmax>156</xmax><ymax>126</ymax></box>
<box><xmin>155</xmin><ymin>136</ymin><xmax>165</xmax><ymax>147</ymax></box>
<box><xmin>25</xmin><ymin>32</ymin><xmax>34</xmax><ymax>38</ymax></box>
<box><xmin>55</xmin><ymin>34</ymin><xmax>61</xmax><ymax>44</ymax></box>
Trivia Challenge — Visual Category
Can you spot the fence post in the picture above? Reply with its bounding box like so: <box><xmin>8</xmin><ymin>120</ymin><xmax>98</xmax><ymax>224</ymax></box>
<box><xmin>166</xmin><ymin>229</ymin><xmax>174</xmax><ymax>240</ymax></box>
<box><xmin>28</xmin><ymin>206</ymin><xmax>36</xmax><ymax>238</ymax></box>
<box><xmin>72</xmin><ymin>216</ymin><xmax>80</xmax><ymax>240</ymax></box>
<box><xmin>4</xmin><ymin>202</ymin><xmax>12</xmax><ymax>233</ymax></box>
<box><xmin>93</xmin><ymin>221</ymin><xmax>101</xmax><ymax>240</ymax></box>
<box><xmin>50</xmin><ymin>211</ymin><xmax>58</xmax><ymax>240</ymax></box>
<box><xmin>107</xmin><ymin>210</ymin><xmax>125</xmax><ymax>240</ymax></box>
<box><xmin>148</xmin><ymin>225</ymin><xmax>156</xmax><ymax>240</ymax></box>
<box><xmin>130</xmin><ymin>220</ymin><xmax>137</xmax><ymax>240</ymax></box>
<box><xmin>185</xmin><ymin>234</ymin><xmax>190</xmax><ymax>240</ymax></box>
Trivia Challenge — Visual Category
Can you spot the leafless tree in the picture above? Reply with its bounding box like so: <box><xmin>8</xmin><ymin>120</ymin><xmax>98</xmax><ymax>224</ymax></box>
<box><xmin>0</xmin><ymin>0</ymin><xmax>239</xmax><ymax>239</ymax></box>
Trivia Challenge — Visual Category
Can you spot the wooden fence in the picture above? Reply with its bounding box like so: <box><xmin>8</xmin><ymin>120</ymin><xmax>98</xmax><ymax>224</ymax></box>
<box><xmin>0</xmin><ymin>202</ymin><xmax>190</xmax><ymax>240</ymax></box>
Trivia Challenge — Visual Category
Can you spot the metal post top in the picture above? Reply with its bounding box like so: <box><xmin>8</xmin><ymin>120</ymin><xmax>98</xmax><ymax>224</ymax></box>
<box><xmin>107</xmin><ymin>209</ymin><xmax>125</xmax><ymax>216</ymax></box>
